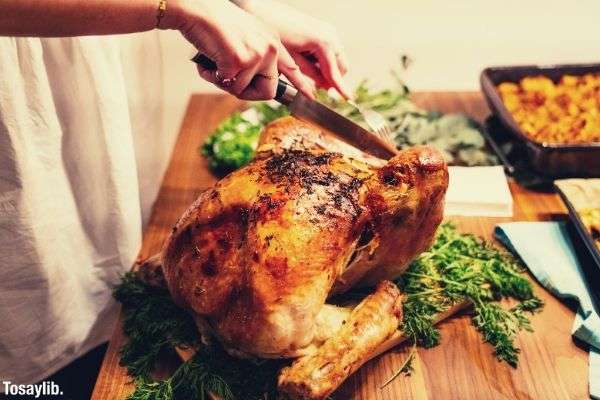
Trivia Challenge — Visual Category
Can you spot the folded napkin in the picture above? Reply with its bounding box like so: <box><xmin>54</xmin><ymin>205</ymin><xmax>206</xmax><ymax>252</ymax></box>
<box><xmin>445</xmin><ymin>166</ymin><xmax>513</xmax><ymax>217</ymax></box>
<box><xmin>494</xmin><ymin>222</ymin><xmax>600</xmax><ymax>399</ymax></box>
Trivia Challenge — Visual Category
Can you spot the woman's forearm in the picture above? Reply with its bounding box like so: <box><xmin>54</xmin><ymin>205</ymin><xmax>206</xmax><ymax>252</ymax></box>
<box><xmin>0</xmin><ymin>0</ymin><xmax>159</xmax><ymax>37</ymax></box>
<box><xmin>0</xmin><ymin>0</ymin><xmax>346</xmax><ymax>101</ymax></box>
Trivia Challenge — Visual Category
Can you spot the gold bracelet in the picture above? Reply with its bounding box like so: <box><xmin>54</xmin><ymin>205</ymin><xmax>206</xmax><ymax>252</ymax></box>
<box><xmin>156</xmin><ymin>0</ymin><xmax>167</xmax><ymax>28</ymax></box>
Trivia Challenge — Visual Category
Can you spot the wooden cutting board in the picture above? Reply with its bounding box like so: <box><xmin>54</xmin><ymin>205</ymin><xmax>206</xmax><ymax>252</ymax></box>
<box><xmin>91</xmin><ymin>92</ymin><xmax>589</xmax><ymax>400</ymax></box>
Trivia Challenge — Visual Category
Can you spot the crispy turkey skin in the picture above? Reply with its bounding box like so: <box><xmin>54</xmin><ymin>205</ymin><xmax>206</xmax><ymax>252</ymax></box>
<box><xmin>160</xmin><ymin>116</ymin><xmax>448</xmax><ymax>363</ymax></box>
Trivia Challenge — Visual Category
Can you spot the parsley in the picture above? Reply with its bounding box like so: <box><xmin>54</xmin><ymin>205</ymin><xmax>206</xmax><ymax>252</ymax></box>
<box><xmin>201</xmin><ymin>103</ymin><xmax>289</xmax><ymax>173</ymax></box>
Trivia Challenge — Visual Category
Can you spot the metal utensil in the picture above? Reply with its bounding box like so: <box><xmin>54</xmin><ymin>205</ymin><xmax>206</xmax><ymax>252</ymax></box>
<box><xmin>273</xmin><ymin>80</ymin><xmax>398</xmax><ymax>159</ymax></box>
<box><xmin>192</xmin><ymin>53</ymin><xmax>398</xmax><ymax>159</ymax></box>
<box><xmin>348</xmin><ymin>100</ymin><xmax>395</xmax><ymax>145</ymax></box>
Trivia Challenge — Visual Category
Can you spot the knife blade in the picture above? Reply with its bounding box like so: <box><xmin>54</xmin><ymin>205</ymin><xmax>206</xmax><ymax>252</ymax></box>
<box><xmin>191</xmin><ymin>53</ymin><xmax>398</xmax><ymax>159</ymax></box>
<box><xmin>274</xmin><ymin>80</ymin><xmax>398</xmax><ymax>159</ymax></box>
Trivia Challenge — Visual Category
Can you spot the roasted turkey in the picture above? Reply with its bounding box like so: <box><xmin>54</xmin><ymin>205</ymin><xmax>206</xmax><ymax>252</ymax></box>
<box><xmin>143</xmin><ymin>116</ymin><xmax>448</xmax><ymax>399</ymax></box>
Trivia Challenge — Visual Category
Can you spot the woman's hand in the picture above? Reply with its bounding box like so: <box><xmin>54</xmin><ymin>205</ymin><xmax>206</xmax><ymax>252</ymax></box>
<box><xmin>164</xmin><ymin>0</ymin><xmax>314</xmax><ymax>100</ymax></box>
<box><xmin>239</xmin><ymin>0</ymin><xmax>351</xmax><ymax>99</ymax></box>
<box><xmin>0</xmin><ymin>0</ymin><xmax>345</xmax><ymax>100</ymax></box>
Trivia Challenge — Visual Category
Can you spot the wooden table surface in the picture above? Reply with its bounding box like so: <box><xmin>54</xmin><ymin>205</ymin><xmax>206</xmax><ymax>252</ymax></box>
<box><xmin>91</xmin><ymin>92</ymin><xmax>589</xmax><ymax>400</ymax></box>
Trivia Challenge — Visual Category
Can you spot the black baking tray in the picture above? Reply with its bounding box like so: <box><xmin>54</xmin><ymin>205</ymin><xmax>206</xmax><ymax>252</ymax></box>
<box><xmin>482</xmin><ymin>116</ymin><xmax>554</xmax><ymax>189</ymax></box>
<box><xmin>555</xmin><ymin>183</ymin><xmax>600</xmax><ymax>305</ymax></box>
<box><xmin>480</xmin><ymin>64</ymin><xmax>600</xmax><ymax>178</ymax></box>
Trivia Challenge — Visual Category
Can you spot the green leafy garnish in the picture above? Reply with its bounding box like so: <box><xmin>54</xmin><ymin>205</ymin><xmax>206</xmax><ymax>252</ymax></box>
<box><xmin>126</xmin><ymin>348</ymin><xmax>288</xmax><ymax>400</ymax></box>
<box><xmin>114</xmin><ymin>224</ymin><xmax>542</xmax><ymax>399</ymax></box>
<box><xmin>114</xmin><ymin>273</ymin><xmax>287</xmax><ymax>400</ymax></box>
<box><xmin>127</xmin><ymin>355</ymin><xmax>234</xmax><ymax>400</ymax></box>
<box><xmin>113</xmin><ymin>272</ymin><xmax>199</xmax><ymax>379</ymax></box>
<box><xmin>201</xmin><ymin>103</ymin><xmax>289</xmax><ymax>173</ymax></box>
<box><xmin>397</xmin><ymin>222</ymin><xmax>543</xmax><ymax>366</ymax></box>
<box><xmin>317</xmin><ymin>77</ymin><xmax>497</xmax><ymax>167</ymax></box>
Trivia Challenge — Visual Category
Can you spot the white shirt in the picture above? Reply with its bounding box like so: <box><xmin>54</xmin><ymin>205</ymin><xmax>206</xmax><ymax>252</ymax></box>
<box><xmin>0</xmin><ymin>33</ymin><xmax>166</xmax><ymax>385</ymax></box>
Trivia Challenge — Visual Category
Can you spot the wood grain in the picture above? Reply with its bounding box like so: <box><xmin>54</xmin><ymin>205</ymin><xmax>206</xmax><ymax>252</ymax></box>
<box><xmin>91</xmin><ymin>92</ymin><xmax>589</xmax><ymax>400</ymax></box>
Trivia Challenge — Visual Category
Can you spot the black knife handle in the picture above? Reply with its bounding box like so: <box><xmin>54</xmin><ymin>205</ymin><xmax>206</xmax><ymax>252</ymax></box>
<box><xmin>275</xmin><ymin>80</ymin><xmax>296</xmax><ymax>106</ymax></box>
<box><xmin>191</xmin><ymin>52</ymin><xmax>295</xmax><ymax>105</ymax></box>
<box><xmin>191</xmin><ymin>53</ymin><xmax>217</xmax><ymax>70</ymax></box>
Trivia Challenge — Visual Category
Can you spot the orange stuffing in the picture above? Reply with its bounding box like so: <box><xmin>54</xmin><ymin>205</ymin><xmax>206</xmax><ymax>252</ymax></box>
<box><xmin>497</xmin><ymin>74</ymin><xmax>600</xmax><ymax>144</ymax></box>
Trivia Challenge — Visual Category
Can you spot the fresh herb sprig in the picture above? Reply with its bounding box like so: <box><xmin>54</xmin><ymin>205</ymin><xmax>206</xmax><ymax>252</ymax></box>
<box><xmin>127</xmin><ymin>354</ymin><xmax>234</xmax><ymax>400</ymax></box>
<box><xmin>397</xmin><ymin>222</ymin><xmax>543</xmax><ymax>366</ymax></box>
<box><xmin>380</xmin><ymin>344</ymin><xmax>417</xmax><ymax>388</ymax></box>
<box><xmin>113</xmin><ymin>272</ymin><xmax>200</xmax><ymax>379</ymax></box>
<box><xmin>201</xmin><ymin>103</ymin><xmax>289</xmax><ymax>173</ymax></box>
<box><xmin>126</xmin><ymin>347</ymin><xmax>288</xmax><ymax>400</ymax></box>
<box><xmin>114</xmin><ymin>273</ymin><xmax>287</xmax><ymax>400</ymax></box>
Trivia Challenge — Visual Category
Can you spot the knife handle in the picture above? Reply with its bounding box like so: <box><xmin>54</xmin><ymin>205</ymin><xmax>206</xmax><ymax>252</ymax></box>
<box><xmin>191</xmin><ymin>52</ymin><xmax>295</xmax><ymax>106</ymax></box>
<box><xmin>274</xmin><ymin>80</ymin><xmax>297</xmax><ymax>106</ymax></box>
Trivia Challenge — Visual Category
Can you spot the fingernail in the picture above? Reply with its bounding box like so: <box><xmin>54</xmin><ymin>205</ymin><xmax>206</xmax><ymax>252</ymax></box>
<box><xmin>310</xmin><ymin>81</ymin><xmax>317</xmax><ymax>96</ymax></box>
<box><xmin>304</xmin><ymin>87</ymin><xmax>316</xmax><ymax>100</ymax></box>
<box><xmin>303</xmin><ymin>79</ymin><xmax>317</xmax><ymax>100</ymax></box>
<box><xmin>339</xmin><ymin>80</ymin><xmax>353</xmax><ymax>100</ymax></box>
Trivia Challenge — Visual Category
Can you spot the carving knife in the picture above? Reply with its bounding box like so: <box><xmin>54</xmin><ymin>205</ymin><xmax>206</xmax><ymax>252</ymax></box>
<box><xmin>192</xmin><ymin>53</ymin><xmax>398</xmax><ymax>159</ymax></box>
